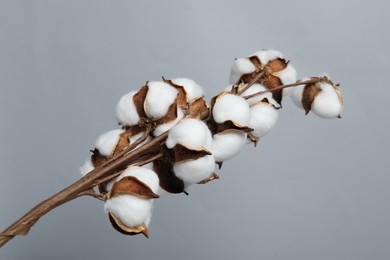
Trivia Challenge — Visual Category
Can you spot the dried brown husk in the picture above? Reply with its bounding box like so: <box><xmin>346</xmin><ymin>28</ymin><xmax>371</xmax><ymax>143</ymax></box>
<box><xmin>153</xmin><ymin>159</ymin><xmax>185</xmax><ymax>194</ymax></box>
<box><xmin>187</xmin><ymin>97</ymin><xmax>208</xmax><ymax>118</ymax></box>
<box><xmin>109</xmin><ymin>176</ymin><xmax>159</xmax><ymax>199</ymax></box>
<box><xmin>237</xmin><ymin>56</ymin><xmax>289</xmax><ymax>105</ymax></box>
<box><xmin>162</xmin><ymin>78</ymin><xmax>187</xmax><ymax>108</ymax></box>
<box><xmin>172</xmin><ymin>144</ymin><xmax>211</xmax><ymax>163</ymax></box>
<box><xmin>302</xmin><ymin>82</ymin><xmax>322</xmax><ymax>115</ymax></box>
<box><xmin>154</xmin><ymin>100</ymin><xmax>178</xmax><ymax>126</ymax></box>
<box><xmin>108</xmin><ymin>212</ymin><xmax>149</xmax><ymax>238</ymax></box>
<box><xmin>133</xmin><ymin>84</ymin><xmax>149</xmax><ymax>118</ymax></box>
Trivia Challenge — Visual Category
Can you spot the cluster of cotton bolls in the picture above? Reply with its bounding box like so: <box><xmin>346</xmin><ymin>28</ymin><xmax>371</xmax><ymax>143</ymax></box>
<box><xmin>80</xmin><ymin>49</ymin><xmax>344</xmax><ymax>238</ymax></box>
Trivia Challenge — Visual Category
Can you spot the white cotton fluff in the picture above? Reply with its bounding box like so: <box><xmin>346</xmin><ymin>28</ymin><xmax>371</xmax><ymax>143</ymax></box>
<box><xmin>166</xmin><ymin>118</ymin><xmax>212</xmax><ymax>150</ymax></box>
<box><xmin>239</xmin><ymin>83</ymin><xmax>280</xmax><ymax>108</ymax></box>
<box><xmin>210</xmin><ymin>131</ymin><xmax>247</xmax><ymax>162</ymax></box>
<box><xmin>311</xmin><ymin>82</ymin><xmax>343</xmax><ymax>118</ymax></box>
<box><xmin>104</xmin><ymin>167</ymin><xmax>160</xmax><ymax>228</ymax></box>
<box><xmin>104</xmin><ymin>195</ymin><xmax>152</xmax><ymax>228</ymax></box>
<box><xmin>277</xmin><ymin>64</ymin><xmax>297</xmax><ymax>96</ymax></box>
<box><xmin>212</xmin><ymin>94</ymin><xmax>251</xmax><ymax>126</ymax></box>
<box><xmin>144</xmin><ymin>81</ymin><xmax>178</xmax><ymax>120</ymax></box>
<box><xmin>251</xmin><ymin>49</ymin><xmax>284</xmax><ymax>65</ymax></box>
<box><xmin>249</xmin><ymin>103</ymin><xmax>279</xmax><ymax>138</ymax></box>
<box><xmin>290</xmin><ymin>84</ymin><xmax>305</xmax><ymax>109</ymax></box>
<box><xmin>171</xmin><ymin>78</ymin><xmax>204</xmax><ymax>102</ymax></box>
<box><xmin>116</xmin><ymin>91</ymin><xmax>141</xmax><ymax>126</ymax></box>
<box><xmin>173</xmin><ymin>155</ymin><xmax>215</xmax><ymax>184</ymax></box>
<box><xmin>229</xmin><ymin>57</ymin><xmax>256</xmax><ymax>84</ymax></box>
<box><xmin>117</xmin><ymin>166</ymin><xmax>160</xmax><ymax>194</ymax></box>
<box><xmin>79</xmin><ymin>157</ymin><xmax>94</xmax><ymax>177</ymax></box>
<box><xmin>95</xmin><ymin>129</ymin><xmax>125</xmax><ymax>157</ymax></box>
<box><xmin>153</xmin><ymin>107</ymin><xmax>184</xmax><ymax>137</ymax></box>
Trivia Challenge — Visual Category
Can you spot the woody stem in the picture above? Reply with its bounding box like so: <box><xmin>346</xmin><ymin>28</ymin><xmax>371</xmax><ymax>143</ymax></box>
<box><xmin>236</xmin><ymin>70</ymin><xmax>266</xmax><ymax>95</ymax></box>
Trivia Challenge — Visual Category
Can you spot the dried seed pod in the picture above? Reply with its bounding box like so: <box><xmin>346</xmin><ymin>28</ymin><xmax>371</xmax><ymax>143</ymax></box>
<box><xmin>116</xmin><ymin>91</ymin><xmax>141</xmax><ymax>126</ymax></box>
<box><xmin>153</xmin><ymin>159</ymin><xmax>186</xmax><ymax>194</ymax></box>
<box><xmin>104</xmin><ymin>167</ymin><xmax>159</xmax><ymax>237</ymax></box>
<box><xmin>212</xmin><ymin>93</ymin><xmax>251</xmax><ymax>127</ymax></box>
<box><xmin>95</xmin><ymin>129</ymin><xmax>129</xmax><ymax>157</ymax></box>
<box><xmin>248</xmin><ymin>99</ymin><xmax>279</xmax><ymax>145</ymax></box>
<box><xmin>229</xmin><ymin>49</ymin><xmax>297</xmax><ymax>104</ymax></box>
<box><xmin>291</xmin><ymin>77</ymin><xmax>343</xmax><ymax>118</ymax></box>
<box><xmin>153</xmin><ymin>107</ymin><xmax>184</xmax><ymax>137</ymax></box>
<box><xmin>144</xmin><ymin>81</ymin><xmax>178</xmax><ymax>120</ymax></box>
<box><xmin>169</xmin><ymin>78</ymin><xmax>204</xmax><ymax>104</ymax></box>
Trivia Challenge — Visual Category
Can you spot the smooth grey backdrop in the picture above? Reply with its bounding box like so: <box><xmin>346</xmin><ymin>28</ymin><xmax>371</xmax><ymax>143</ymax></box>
<box><xmin>1</xmin><ymin>0</ymin><xmax>389</xmax><ymax>259</ymax></box>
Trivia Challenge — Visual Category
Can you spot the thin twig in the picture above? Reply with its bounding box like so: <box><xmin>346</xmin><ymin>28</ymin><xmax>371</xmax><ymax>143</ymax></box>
<box><xmin>236</xmin><ymin>70</ymin><xmax>266</xmax><ymax>95</ymax></box>
<box><xmin>243</xmin><ymin>78</ymin><xmax>321</xmax><ymax>100</ymax></box>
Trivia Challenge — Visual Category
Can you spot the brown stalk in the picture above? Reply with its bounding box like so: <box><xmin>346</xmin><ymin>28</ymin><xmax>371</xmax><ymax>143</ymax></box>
<box><xmin>243</xmin><ymin>78</ymin><xmax>321</xmax><ymax>100</ymax></box>
<box><xmin>0</xmin><ymin>129</ymin><xmax>167</xmax><ymax>248</ymax></box>
<box><xmin>236</xmin><ymin>70</ymin><xmax>266</xmax><ymax>95</ymax></box>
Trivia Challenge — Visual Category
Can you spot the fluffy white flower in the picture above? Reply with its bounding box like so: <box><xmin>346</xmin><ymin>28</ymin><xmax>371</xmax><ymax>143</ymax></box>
<box><xmin>116</xmin><ymin>91</ymin><xmax>140</xmax><ymax>126</ymax></box>
<box><xmin>153</xmin><ymin>107</ymin><xmax>184</xmax><ymax>137</ymax></box>
<box><xmin>173</xmin><ymin>155</ymin><xmax>215</xmax><ymax>184</ymax></box>
<box><xmin>166</xmin><ymin>118</ymin><xmax>212</xmax><ymax>150</ymax></box>
<box><xmin>249</xmin><ymin>103</ymin><xmax>279</xmax><ymax>138</ymax></box>
<box><xmin>171</xmin><ymin>78</ymin><xmax>204</xmax><ymax>102</ymax></box>
<box><xmin>229</xmin><ymin>58</ymin><xmax>256</xmax><ymax>84</ymax></box>
<box><xmin>278</xmin><ymin>63</ymin><xmax>297</xmax><ymax>95</ymax></box>
<box><xmin>95</xmin><ymin>129</ymin><xmax>125</xmax><ymax>157</ymax></box>
<box><xmin>212</xmin><ymin>94</ymin><xmax>251</xmax><ymax>126</ymax></box>
<box><xmin>311</xmin><ymin>82</ymin><xmax>343</xmax><ymax>118</ymax></box>
<box><xmin>210</xmin><ymin>131</ymin><xmax>247</xmax><ymax>162</ymax></box>
<box><xmin>144</xmin><ymin>81</ymin><xmax>178</xmax><ymax>120</ymax></box>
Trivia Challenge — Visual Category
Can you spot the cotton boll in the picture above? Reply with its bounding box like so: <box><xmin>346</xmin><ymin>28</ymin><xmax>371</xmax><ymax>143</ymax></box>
<box><xmin>166</xmin><ymin>118</ymin><xmax>212</xmax><ymax>150</ymax></box>
<box><xmin>171</xmin><ymin>78</ymin><xmax>204</xmax><ymax>102</ymax></box>
<box><xmin>104</xmin><ymin>195</ymin><xmax>152</xmax><ymax>229</ymax></box>
<box><xmin>80</xmin><ymin>158</ymin><xmax>94</xmax><ymax>177</ymax></box>
<box><xmin>117</xmin><ymin>166</ymin><xmax>160</xmax><ymax>194</ymax></box>
<box><xmin>95</xmin><ymin>129</ymin><xmax>125</xmax><ymax>157</ymax></box>
<box><xmin>311</xmin><ymin>82</ymin><xmax>343</xmax><ymax>118</ymax></box>
<box><xmin>229</xmin><ymin>58</ymin><xmax>256</xmax><ymax>84</ymax></box>
<box><xmin>212</xmin><ymin>94</ymin><xmax>251</xmax><ymax>126</ymax></box>
<box><xmin>173</xmin><ymin>155</ymin><xmax>215</xmax><ymax>184</ymax></box>
<box><xmin>144</xmin><ymin>81</ymin><xmax>178</xmax><ymax>120</ymax></box>
<box><xmin>210</xmin><ymin>131</ymin><xmax>247</xmax><ymax>162</ymax></box>
<box><xmin>153</xmin><ymin>107</ymin><xmax>184</xmax><ymax>137</ymax></box>
<box><xmin>116</xmin><ymin>91</ymin><xmax>140</xmax><ymax>126</ymax></box>
<box><xmin>239</xmin><ymin>83</ymin><xmax>280</xmax><ymax>108</ymax></box>
<box><xmin>251</xmin><ymin>49</ymin><xmax>284</xmax><ymax>65</ymax></box>
<box><xmin>249</xmin><ymin>103</ymin><xmax>279</xmax><ymax>138</ymax></box>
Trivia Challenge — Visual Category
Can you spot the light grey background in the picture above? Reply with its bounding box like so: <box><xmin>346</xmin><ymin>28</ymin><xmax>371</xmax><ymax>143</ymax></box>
<box><xmin>0</xmin><ymin>0</ymin><xmax>389</xmax><ymax>259</ymax></box>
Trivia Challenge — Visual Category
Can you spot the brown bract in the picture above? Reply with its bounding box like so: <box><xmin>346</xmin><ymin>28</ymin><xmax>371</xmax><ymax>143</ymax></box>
<box><xmin>237</xmin><ymin>56</ymin><xmax>289</xmax><ymax>105</ymax></box>
<box><xmin>153</xmin><ymin>159</ymin><xmax>185</xmax><ymax>194</ymax></box>
<box><xmin>109</xmin><ymin>176</ymin><xmax>159</xmax><ymax>199</ymax></box>
<box><xmin>133</xmin><ymin>84</ymin><xmax>148</xmax><ymax>118</ymax></box>
<box><xmin>302</xmin><ymin>82</ymin><xmax>322</xmax><ymax>115</ymax></box>
<box><xmin>197</xmin><ymin>172</ymin><xmax>219</xmax><ymax>184</ymax></box>
<box><xmin>108</xmin><ymin>213</ymin><xmax>149</xmax><ymax>238</ymax></box>
<box><xmin>172</xmin><ymin>144</ymin><xmax>211</xmax><ymax>163</ymax></box>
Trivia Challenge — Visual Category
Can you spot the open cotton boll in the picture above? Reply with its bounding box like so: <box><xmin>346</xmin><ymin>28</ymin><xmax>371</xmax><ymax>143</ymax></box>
<box><xmin>95</xmin><ymin>129</ymin><xmax>125</xmax><ymax>157</ymax></box>
<box><xmin>249</xmin><ymin>103</ymin><xmax>279</xmax><ymax>138</ymax></box>
<box><xmin>171</xmin><ymin>78</ymin><xmax>204</xmax><ymax>102</ymax></box>
<box><xmin>251</xmin><ymin>49</ymin><xmax>284</xmax><ymax>65</ymax></box>
<box><xmin>210</xmin><ymin>131</ymin><xmax>247</xmax><ymax>162</ymax></box>
<box><xmin>239</xmin><ymin>83</ymin><xmax>280</xmax><ymax>108</ymax></box>
<box><xmin>166</xmin><ymin>118</ymin><xmax>212</xmax><ymax>150</ymax></box>
<box><xmin>144</xmin><ymin>81</ymin><xmax>178</xmax><ymax>120</ymax></box>
<box><xmin>116</xmin><ymin>91</ymin><xmax>140</xmax><ymax>126</ymax></box>
<box><xmin>153</xmin><ymin>107</ymin><xmax>184</xmax><ymax>137</ymax></box>
<box><xmin>311</xmin><ymin>82</ymin><xmax>343</xmax><ymax>118</ymax></box>
<box><xmin>229</xmin><ymin>58</ymin><xmax>256</xmax><ymax>84</ymax></box>
<box><xmin>212</xmin><ymin>94</ymin><xmax>251</xmax><ymax>126</ymax></box>
<box><xmin>173</xmin><ymin>155</ymin><xmax>215</xmax><ymax>184</ymax></box>
<box><xmin>290</xmin><ymin>84</ymin><xmax>305</xmax><ymax>109</ymax></box>
<box><xmin>79</xmin><ymin>158</ymin><xmax>94</xmax><ymax>177</ymax></box>
<box><xmin>104</xmin><ymin>195</ymin><xmax>152</xmax><ymax>229</ymax></box>
<box><xmin>117</xmin><ymin>166</ymin><xmax>160</xmax><ymax>194</ymax></box>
